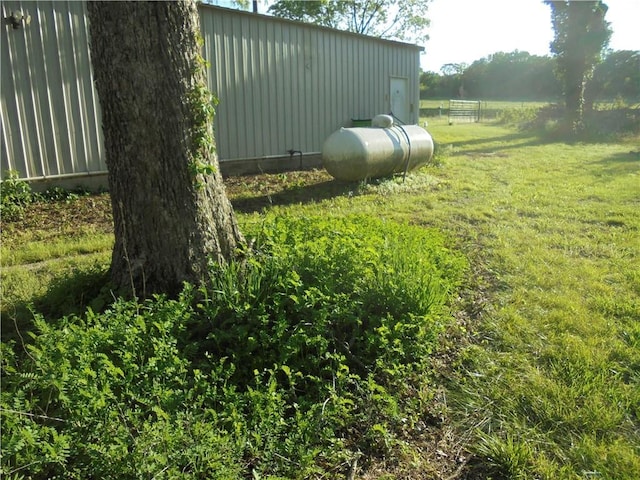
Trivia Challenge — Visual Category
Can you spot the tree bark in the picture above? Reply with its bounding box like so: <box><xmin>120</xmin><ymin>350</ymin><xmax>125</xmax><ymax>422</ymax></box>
<box><xmin>87</xmin><ymin>1</ymin><xmax>244</xmax><ymax>298</ymax></box>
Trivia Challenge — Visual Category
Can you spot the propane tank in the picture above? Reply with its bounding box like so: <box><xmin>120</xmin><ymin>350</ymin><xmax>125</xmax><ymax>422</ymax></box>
<box><xmin>322</xmin><ymin>124</ymin><xmax>434</xmax><ymax>181</ymax></box>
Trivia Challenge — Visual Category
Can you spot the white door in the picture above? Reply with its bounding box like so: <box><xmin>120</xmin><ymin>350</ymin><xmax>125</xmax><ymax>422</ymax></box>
<box><xmin>390</xmin><ymin>77</ymin><xmax>410</xmax><ymax>125</ymax></box>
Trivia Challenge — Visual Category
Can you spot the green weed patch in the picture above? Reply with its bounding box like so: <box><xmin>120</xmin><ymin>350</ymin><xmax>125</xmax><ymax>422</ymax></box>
<box><xmin>1</xmin><ymin>214</ymin><xmax>465</xmax><ymax>478</ymax></box>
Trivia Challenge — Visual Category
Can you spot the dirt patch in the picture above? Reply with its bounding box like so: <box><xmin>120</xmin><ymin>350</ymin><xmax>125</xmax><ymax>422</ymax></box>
<box><xmin>2</xmin><ymin>169</ymin><xmax>350</xmax><ymax>241</ymax></box>
<box><xmin>2</xmin><ymin>194</ymin><xmax>114</xmax><ymax>245</ymax></box>
<box><xmin>224</xmin><ymin>168</ymin><xmax>354</xmax><ymax>213</ymax></box>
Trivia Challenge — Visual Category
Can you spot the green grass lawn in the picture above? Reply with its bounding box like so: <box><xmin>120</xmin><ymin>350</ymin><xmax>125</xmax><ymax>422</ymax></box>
<box><xmin>2</xmin><ymin>117</ymin><xmax>638</xmax><ymax>478</ymax></box>
<box><xmin>422</xmin><ymin>118</ymin><xmax>640</xmax><ymax>478</ymax></box>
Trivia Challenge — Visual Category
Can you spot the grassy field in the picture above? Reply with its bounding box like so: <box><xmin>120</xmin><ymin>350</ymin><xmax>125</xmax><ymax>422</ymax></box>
<box><xmin>2</xmin><ymin>117</ymin><xmax>639</xmax><ymax>478</ymax></box>
<box><xmin>423</xmin><ymin>118</ymin><xmax>640</xmax><ymax>478</ymax></box>
<box><xmin>419</xmin><ymin>98</ymin><xmax>555</xmax><ymax>123</ymax></box>
<box><xmin>420</xmin><ymin>99</ymin><xmax>554</xmax><ymax>110</ymax></box>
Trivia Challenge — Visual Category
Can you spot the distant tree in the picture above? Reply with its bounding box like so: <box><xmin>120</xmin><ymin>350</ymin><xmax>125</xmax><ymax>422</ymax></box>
<box><xmin>545</xmin><ymin>1</ymin><xmax>612</xmax><ymax>132</ymax></box>
<box><xmin>201</xmin><ymin>0</ymin><xmax>253</xmax><ymax>11</ymax></box>
<box><xmin>459</xmin><ymin>58</ymin><xmax>488</xmax><ymax>98</ymax></box>
<box><xmin>269</xmin><ymin>0</ymin><xmax>431</xmax><ymax>44</ymax></box>
<box><xmin>422</xmin><ymin>47</ymin><xmax>636</xmax><ymax>104</ymax></box>
<box><xmin>268</xmin><ymin>0</ymin><xmax>342</xmax><ymax>27</ymax></box>
<box><xmin>440</xmin><ymin>63</ymin><xmax>466</xmax><ymax>77</ymax></box>
<box><xmin>87</xmin><ymin>1</ymin><xmax>245</xmax><ymax>297</ymax></box>
<box><xmin>420</xmin><ymin>70</ymin><xmax>442</xmax><ymax>98</ymax></box>
<box><xmin>462</xmin><ymin>51</ymin><xmax>559</xmax><ymax>100</ymax></box>
<box><xmin>589</xmin><ymin>50</ymin><xmax>640</xmax><ymax>103</ymax></box>
<box><xmin>434</xmin><ymin>63</ymin><xmax>467</xmax><ymax>98</ymax></box>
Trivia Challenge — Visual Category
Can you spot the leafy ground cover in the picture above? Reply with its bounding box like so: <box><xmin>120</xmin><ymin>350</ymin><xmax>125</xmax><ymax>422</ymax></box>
<box><xmin>2</xmin><ymin>181</ymin><xmax>467</xmax><ymax>478</ymax></box>
<box><xmin>2</xmin><ymin>114</ymin><xmax>639</xmax><ymax>478</ymax></box>
<box><xmin>2</xmin><ymin>214</ymin><xmax>465</xmax><ymax>479</ymax></box>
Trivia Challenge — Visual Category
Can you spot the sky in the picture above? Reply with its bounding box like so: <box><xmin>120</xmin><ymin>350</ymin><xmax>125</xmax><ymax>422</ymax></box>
<box><xmin>421</xmin><ymin>0</ymin><xmax>640</xmax><ymax>72</ymax></box>
<box><xmin>212</xmin><ymin>0</ymin><xmax>640</xmax><ymax>73</ymax></box>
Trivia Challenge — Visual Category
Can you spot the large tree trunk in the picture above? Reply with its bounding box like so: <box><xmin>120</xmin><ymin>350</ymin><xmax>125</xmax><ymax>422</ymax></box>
<box><xmin>546</xmin><ymin>1</ymin><xmax>611</xmax><ymax>134</ymax></box>
<box><xmin>87</xmin><ymin>1</ymin><xmax>244</xmax><ymax>298</ymax></box>
<box><xmin>562</xmin><ymin>2</ymin><xmax>590</xmax><ymax>131</ymax></box>
<box><xmin>564</xmin><ymin>56</ymin><xmax>587</xmax><ymax>130</ymax></box>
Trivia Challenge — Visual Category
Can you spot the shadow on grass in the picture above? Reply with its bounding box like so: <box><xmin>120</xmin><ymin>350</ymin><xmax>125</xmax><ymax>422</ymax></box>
<box><xmin>436</xmin><ymin>129</ymin><xmax>550</xmax><ymax>158</ymax></box>
<box><xmin>591</xmin><ymin>150</ymin><xmax>640</xmax><ymax>176</ymax></box>
<box><xmin>461</xmin><ymin>138</ymin><xmax>546</xmax><ymax>156</ymax></box>
<box><xmin>231</xmin><ymin>179</ymin><xmax>358</xmax><ymax>213</ymax></box>
<box><xmin>1</xmin><ymin>265</ymin><xmax>111</xmax><ymax>344</ymax></box>
<box><xmin>444</xmin><ymin>106</ymin><xmax>639</xmax><ymax>155</ymax></box>
<box><xmin>445</xmin><ymin>130</ymin><xmax>536</xmax><ymax>149</ymax></box>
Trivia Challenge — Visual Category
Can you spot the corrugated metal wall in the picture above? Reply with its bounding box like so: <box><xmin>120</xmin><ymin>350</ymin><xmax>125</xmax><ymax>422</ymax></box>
<box><xmin>1</xmin><ymin>3</ymin><xmax>422</xmax><ymax>181</ymax></box>
<box><xmin>200</xmin><ymin>5</ymin><xmax>422</xmax><ymax>161</ymax></box>
<box><xmin>1</xmin><ymin>0</ymin><xmax>105</xmax><ymax>181</ymax></box>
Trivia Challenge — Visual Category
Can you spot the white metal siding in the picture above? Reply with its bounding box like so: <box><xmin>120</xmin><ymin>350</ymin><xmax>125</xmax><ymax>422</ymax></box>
<box><xmin>1</xmin><ymin>3</ymin><xmax>421</xmax><ymax>180</ymax></box>
<box><xmin>199</xmin><ymin>6</ymin><xmax>421</xmax><ymax>162</ymax></box>
<box><xmin>1</xmin><ymin>0</ymin><xmax>105</xmax><ymax>180</ymax></box>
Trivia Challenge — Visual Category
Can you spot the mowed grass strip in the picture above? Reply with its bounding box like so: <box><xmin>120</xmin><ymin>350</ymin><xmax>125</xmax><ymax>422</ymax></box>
<box><xmin>1</xmin><ymin>234</ymin><xmax>114</xmax><ymax>267</ymax></box>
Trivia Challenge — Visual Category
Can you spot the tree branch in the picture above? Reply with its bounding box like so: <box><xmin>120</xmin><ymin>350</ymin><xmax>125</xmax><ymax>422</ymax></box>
<box><xmin>361</xmin><ymin>0</ymin><xmax>385</xmax><ymax>35</ymax></box>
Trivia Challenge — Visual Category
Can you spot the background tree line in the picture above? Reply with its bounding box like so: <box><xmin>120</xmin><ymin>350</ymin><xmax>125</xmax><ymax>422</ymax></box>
<box><xmin>421</xmin><ymin>49</ymin><xmax>639</xmax><ymax>103</ymax></box>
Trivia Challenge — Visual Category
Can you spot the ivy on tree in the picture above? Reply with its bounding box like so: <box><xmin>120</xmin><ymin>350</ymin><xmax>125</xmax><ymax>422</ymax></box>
<box><xmin>87</xmin><ymin>1</ymin><xmax>245</xmax><ymax>298</ymax></box>
<box><xmin>545</xmin><ymin>0</ymin><xmax>612</xmax><ymax>133</ymax></box>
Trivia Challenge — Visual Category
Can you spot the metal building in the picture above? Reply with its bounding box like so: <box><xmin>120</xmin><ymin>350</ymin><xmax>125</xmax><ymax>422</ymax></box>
<box><xmin>1</xmin><ymin>1</ymin><xmax>105</xmax><ymax>186</ymax></box>
<box><xmin>1</xmin><ymin>2</ymin><xmax>423</xmax><ymax>187</ymax></box>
